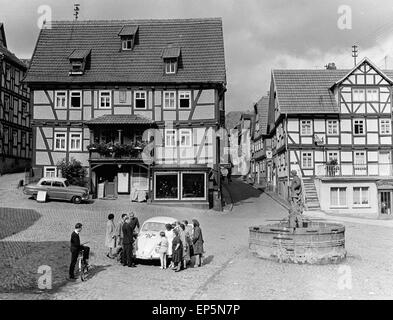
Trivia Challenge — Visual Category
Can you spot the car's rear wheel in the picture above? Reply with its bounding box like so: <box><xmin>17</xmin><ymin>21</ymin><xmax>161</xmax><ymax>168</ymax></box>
<box><xmin>72</xmin><ymin>196</ymin><xmax>82</xmax><ymax>204</ymax></box>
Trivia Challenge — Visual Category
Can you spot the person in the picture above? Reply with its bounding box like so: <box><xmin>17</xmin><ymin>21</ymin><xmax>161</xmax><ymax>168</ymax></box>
<box><xmin>122</xmin><ymin>216</ymin><xmax>136</xmax><ymax>267</ymax></box>
<box><xmin>179</xmin><ymin>223</ymin><xmax>191</xmax><ymax>269</ymax></box>
<box><xmin>171</xmin><ymin>228</ymin><xmax>183</xmax><ymax>272</ymax></box>
<box><xmin>115</xmin><ymin>214</ymin><xmax>128</xmax><ymax>263</ymax></box>
<box><xmin>128</xmin><ymin>212</ymin><xmax>140</xmax><ymax>264</ymax></box>
<box><xmin>165</xmin><ymin>224</ymin><xmax>175</xmax><ymax>268</ymax></box>
<box><xmin>183</xmin><ymin>220</ymin><xmax>194</xmax><ymax>258</ymax></box>
<box><xmin>69</xmin><ymin>223</ymin><xmax>90</xmax><ymax>280</ymax></box>
<box><xmin>156</xmin><ymin>231</ymin><xmax>169</xmax><ymax>269</ymax></box>
<box><xmin>105</xmin><ymin>214</ymin><xmax>116</xmax><ymax>258</ymax></box>
<box><xmin>192</xmin><ymin>219</ymin><xmax>204</xmax><ymax>267</ymax></box>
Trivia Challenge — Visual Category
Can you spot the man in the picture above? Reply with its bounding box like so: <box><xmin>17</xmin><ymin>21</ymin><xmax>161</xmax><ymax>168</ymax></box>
<box><xmin>69</xmin><ymin>223</ymin><xmax>90</xmax><ymax>280</ymax></box>
<box><xmin>129</xmin><ymin>212</ymin><xmax>140</xmax><ymax>233</ymax></box>
<box><xmin>122</xmin><ymin>216</ymin><xmax>136</xmax><ymax>267</ymax></box>
<box><xmin>115</xmin><ymin>214</ymin><xmax>128</xmax><ymax>264</ymax></box>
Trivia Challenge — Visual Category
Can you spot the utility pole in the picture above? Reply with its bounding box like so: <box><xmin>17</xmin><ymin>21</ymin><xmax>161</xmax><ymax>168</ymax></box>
<box><xmin>74</xmin><ymin>4</ymin><xmax>80</xmax><ymax>21</ymax></box>
<box><xmin>352</xmin><ymin>45</ymin><xmax>358</xmax><ymax>66</ymax></box>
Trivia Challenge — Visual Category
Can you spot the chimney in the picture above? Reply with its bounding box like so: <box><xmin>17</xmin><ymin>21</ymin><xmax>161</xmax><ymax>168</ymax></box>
<box><xmin>325</xmin><ymin>62</ymin><xmax>337</xmax><ymax>70</ymax></box>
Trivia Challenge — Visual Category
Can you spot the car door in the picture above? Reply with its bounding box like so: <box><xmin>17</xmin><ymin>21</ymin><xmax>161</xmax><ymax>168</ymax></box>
<box><xmin>50</xmin><ymin>181</ymin><xmax>67</xmax><ymax>200</ymax></box>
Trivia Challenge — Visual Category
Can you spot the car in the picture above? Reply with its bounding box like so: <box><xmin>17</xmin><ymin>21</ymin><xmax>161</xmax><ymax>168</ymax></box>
<box><xmin>135</xmin><ymin>216</ymin><xmax>178</xmax><ymax>260</ymax></box>
<box><xmin>23</xmin><ymin>177</ymin><xmax>90</xmax><ymax>204</ymax></box>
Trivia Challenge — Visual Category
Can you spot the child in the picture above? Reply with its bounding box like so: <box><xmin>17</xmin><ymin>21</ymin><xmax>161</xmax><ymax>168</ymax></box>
<box><xmin>156</xmin><ymin>231</ymin><xmax>169</xmax><ymax>269</ymax></box>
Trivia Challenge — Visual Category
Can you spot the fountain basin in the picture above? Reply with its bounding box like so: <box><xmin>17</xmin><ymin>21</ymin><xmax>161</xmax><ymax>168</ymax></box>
<box><xmin>249</xmin><ymin>221</ymin><xmax>346</xmax><ymax>264</ymax></box>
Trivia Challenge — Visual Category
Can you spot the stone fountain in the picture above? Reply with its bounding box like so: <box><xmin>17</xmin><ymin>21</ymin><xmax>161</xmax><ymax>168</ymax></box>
<box><xmin>249</xmin><ymin>171</ymin><xmax>346</xmax><ymax>264</ymax></box>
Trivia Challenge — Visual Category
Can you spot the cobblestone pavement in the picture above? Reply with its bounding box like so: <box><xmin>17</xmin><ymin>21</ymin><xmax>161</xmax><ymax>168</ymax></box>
<box><xmin>0</xmin><ymin>174</ymin><xmax>392</xmax><ymax>299</ymax></box>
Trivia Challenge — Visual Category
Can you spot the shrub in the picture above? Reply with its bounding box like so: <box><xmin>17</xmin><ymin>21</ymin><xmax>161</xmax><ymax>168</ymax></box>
<box><xmin>57</xmin><ymin>158</ymin><xmax>88</xmax><ymax>187</ymax></box>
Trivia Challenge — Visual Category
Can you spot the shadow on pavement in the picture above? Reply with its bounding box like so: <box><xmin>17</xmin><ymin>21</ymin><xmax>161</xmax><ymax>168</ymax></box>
<box><xmin>203</xmin><ymin>255</ymin><xmax>214</xmax><ymax>265</ymax></box>
<box><xmin>0</xmin><ymin>208</ymin><xmax>41</xmax><ymax>240</ymax></box>
<box><xmin>224</xmin><ymin>180</ymin><xmax>262</xmax><ymax>206</ymax></box>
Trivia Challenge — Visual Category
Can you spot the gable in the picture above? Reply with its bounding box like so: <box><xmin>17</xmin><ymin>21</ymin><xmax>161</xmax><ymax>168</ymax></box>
<box><xmin>0</xmin><ymin>23</ymin><xmax>7</xmax><ymax>48</ymax></box>
<box><xmin>334</xmin><ymin>58</ymin><xmax>393</xmax><ymax>87</ymax></box>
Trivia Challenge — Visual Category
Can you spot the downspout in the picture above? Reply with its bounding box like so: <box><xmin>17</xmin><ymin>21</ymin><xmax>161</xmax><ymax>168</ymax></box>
<box><xmin>285</xmin><ymin>113</ymin><xmax>290</xmax><ymax>201</ymax></box>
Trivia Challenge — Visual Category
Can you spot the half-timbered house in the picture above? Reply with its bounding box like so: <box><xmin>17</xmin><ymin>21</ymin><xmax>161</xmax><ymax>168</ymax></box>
<box><xmin>263</xmin><ymin>58</ymin><xmax>393</xmax><ymax>218</ymax></box>
<box><xmin>24</xmin><ymin>18</ymin><xmax>226</xmax><ymax>208</ymax></box>
<box><xmin>0</xmin><ymin>23</ymin><xmax>31</xmax><ymax>174</ymax></box>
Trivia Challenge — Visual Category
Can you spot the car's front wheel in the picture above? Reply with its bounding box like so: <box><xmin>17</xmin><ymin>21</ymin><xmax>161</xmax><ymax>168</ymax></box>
<box><xmin>72</xmin><ymin>196</ymin><xmax>82</xmax><ymax>204</ymax></box>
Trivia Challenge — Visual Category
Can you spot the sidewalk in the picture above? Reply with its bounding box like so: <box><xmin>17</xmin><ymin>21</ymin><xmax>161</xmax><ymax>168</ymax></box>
<box><xmin>304</xmin><ymin>210</ymin><xmax>393</xmax><ymax>228</ymax></box>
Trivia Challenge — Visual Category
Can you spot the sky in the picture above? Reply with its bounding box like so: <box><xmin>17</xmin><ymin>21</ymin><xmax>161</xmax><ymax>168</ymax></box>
<box><xmin>2</xmin><ymin>0</ymin><xmax>393</xmax><ymax>112</ymax></box>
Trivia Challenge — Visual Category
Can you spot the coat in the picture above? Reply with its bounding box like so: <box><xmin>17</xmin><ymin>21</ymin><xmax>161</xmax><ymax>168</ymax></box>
<box><xmin>122</xmin><ymin>222</ymin><xmax>134</xmax><ymax>245</ymax></box>
<box><xmin>192</xmin><ymin>226</ymin><xmax>204</xmax><ymax>255</ymax></box>
<box><xmin>70</xmin><ymin>231</ymin><xmax>81</xmax><ymax>253</ymax></box>
<box><xmin>172</xmin><ymin>235</ymin><xmax>183</xmax><ymax>263</ymax></box>
<box><xmin>105</xmin><ymin>220</ymin><xmax>116</xmax><ymax>248</ymax></box>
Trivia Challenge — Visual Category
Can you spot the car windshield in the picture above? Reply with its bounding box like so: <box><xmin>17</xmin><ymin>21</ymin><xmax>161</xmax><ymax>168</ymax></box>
<box><xmin>64</xmin><ymin>180</ymin><xmax>70</xmax><ymax>187</ymax></box>
<box><xmin>141</xmin><ymin>222</ymin><xmax>167</xmax><ymax>232</ymax></box>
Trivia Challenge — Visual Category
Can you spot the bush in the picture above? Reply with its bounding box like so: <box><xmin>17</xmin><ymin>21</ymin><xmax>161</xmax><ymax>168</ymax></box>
<box><xmin>57</xmin><ymin>158</ymin><xmax>88</xmax><ymax>187</ymax></box>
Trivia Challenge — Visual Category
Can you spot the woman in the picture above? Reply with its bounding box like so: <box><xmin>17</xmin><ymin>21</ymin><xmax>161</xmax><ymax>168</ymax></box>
<box><xmin>192</xmin><ymin>219</ymin><xmax>204</xmax><ymax>267</ymax></box>
<box><xmin>105</xmin><ymin>213</ymin><xmax>116</xmax><ymax>258</ymax></box>
<box><xmin>171</xmin><ymin>228</ymin><xmax>183</xmax><ymax>272</ymax></box>
<box><xmin>165</xmin><ymin>224</ymin><xmax>175</xmax><ymax>268</ymax></box>
<box><xmin>180</xmin><ymin>223</ymin><xmax>191</xmax><ymax>269</ymax></box>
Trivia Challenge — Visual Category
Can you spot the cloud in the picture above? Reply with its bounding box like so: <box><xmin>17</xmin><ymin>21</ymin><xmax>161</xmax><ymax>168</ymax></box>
<box><xmin>1</xmin><ymin>0</ymin><xmax>393</xmax><ymax>112</ymax></box>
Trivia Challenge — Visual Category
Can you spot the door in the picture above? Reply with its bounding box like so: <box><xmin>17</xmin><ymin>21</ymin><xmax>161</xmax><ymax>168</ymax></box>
<box><xmin>50</xmin><ymin>181</ymin><xmax>68</xmax><ymax>200</ymax></box>
<box><xmin>379</xmin><ymin>152</ymin><xmax>391</xmax><ymax>176</ymax></box>
<box><xmin>117</xmin><ymin>172</ymin><xmax>130</xmax><ymax>193</ymax></box>
<box><xmin>380</xmin><ymin>191</ymin><xmax>392</xmax><ymax>215</ymax></box>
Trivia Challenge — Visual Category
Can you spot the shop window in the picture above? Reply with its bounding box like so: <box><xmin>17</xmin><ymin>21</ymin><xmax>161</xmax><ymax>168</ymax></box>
<box><xmin>181</xmin><ymin>173</ymin><xmax>205</xmax><ymax>199</ymax></box>
<box><xmin>155</xmin><ymin>173</ymin><xmax>179</xmax><ymax>200</ymax></box>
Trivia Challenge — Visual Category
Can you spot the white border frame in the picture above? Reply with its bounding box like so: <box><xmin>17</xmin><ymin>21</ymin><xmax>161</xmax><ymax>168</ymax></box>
<box><xmin>352</xmin><ymin>186</ymin><xmax>370</xmax><ymax>208</ymax></box>
<box><xmin>154</xmin><ymin>171</ymin><xmax>180</xmax><ymax>201</ymax></box>
<box><xmin>301</xmin><ymin>151</ymin><xmax>313</xmax><ymax>169</ymax></box>
<box><xmin>44</xmin><ymin>166</ymin><xmax>57</xmax><ymax>178</ymax></box>
<box><xmin>178</xmin><ymin>91</ymin><xmax>191</xmax><ymax>109</ymax></box>
<box><xmin>54</xmin><ymin>91</ymin><xmax>67</xmax><ymax>109</ymax></box>
<box><xmin>300</xmin><ymin>120</ymin><xmax>312</xmax><ymax>136</ymax></box>
<box><xmin>69</xmin><ymin>132</ymin><xmax>83</xmax><ymax>151</ymax></box>
<box><xmin>54</xmin><ymin>132</ymin><xmax>67</xmax><ymax>151</ymax></box>
<box><xmin>69</xmin><ymin>90</ymin><xmax>82</xmax><ymax>109</ymax></box>
<box><xmin>99</xmin><ymin>90</ymin><xmax>112</xmax><ymax>109</ymax></box>
<box><xmin>379</xmin><ymin>118</ymin><xmax>391</xmax><ymax>135</ymax></box>
<box><xmin>353</xmin><ymin>119</ymin><xmax>365</xmax><ymax>136</ymax></box>
<box><xmin>179</xmin><ymin>128</ymin><xmax>192</xmax><ymax>147</ymax></box>
<box><xmin>329</xmin><ymin>186</ymin><xmax>347</xmax><ymax>208</ymax></box>
<box><xmin>165</xmin><ymin>129</ymin><xmax>177</xmax><ymax>147</ymax></box>
<box><xmin>163</xmin><ymin>91</ymin><xmax>177</xmax><ymax>109</ymax></box>
<box><xmin>134</xmin><ymin>90</ymin><xmax>147</xmax><ymax>110</ymax></box>
<box><xmin>326</xmin><ymin>119</ymin><xmax>338</xmax><ymax>135</ymax></box>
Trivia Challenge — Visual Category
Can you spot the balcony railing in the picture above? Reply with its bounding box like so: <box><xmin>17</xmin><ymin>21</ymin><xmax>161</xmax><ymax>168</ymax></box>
<box><xmin>88</xmin><ymin>143</ymin><xmax>148</xmax><ymax>161</ymax></box>
<box><xmin>316</xmin><ymin>163</ymin><xmax>393</xmax><ymax>177</ymax></box>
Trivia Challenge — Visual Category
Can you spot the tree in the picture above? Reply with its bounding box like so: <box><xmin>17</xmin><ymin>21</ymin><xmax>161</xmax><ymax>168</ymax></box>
<box><xmin>57</xmin><ymin>158</ymin><xmax>88</xmax><ymax>187</ymax></box>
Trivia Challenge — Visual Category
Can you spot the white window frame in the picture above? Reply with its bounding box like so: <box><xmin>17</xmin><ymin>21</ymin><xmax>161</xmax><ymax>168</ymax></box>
<box><xmin>180</xmin><ymin>172</ymin><xmax>207</xmax><ymax>201</ymax></box>
<box><xmin>122</xmin><ymin>39</ymin><xmax>133</xmax><ymax>51</ymax></box>
<box><xmin>179</xmin><ymin>129</ymin><xmax>192</xmax><ymax>147</ymax></box>
<box><xmin>99</xmin><ymin>90</ymin><xmax>112</xmax><ymax>109</ymax></box>
<box><xmin>44</xmin><ymin>166</ymin><xmax>57</xmax><ymax>178</ymax></box>
<box><xmin>55</xmin><ymin>91</ymin><xmax>67</xmax><ymax>109</ymax></box>
<box><xmin>119</xmin><ymin>90</ymin><xmax>127</xmax><ymax>103</ymax></box>
<box><xmin>352</xmin><ymin>89</ymin><xmax>365</xmax><ymax>102</ymax></box>
<box><xmin>380</xmin><ymin>119</ymin><xmax>391</xmax><ymax>135</ymax></box>
<box><xmin>353</xmin><ymin>186</ymin><xmax>370</xmax><ymax>207</ymax></box>
<box><xmin>69</xmin><ymin>132</ymin><xmax>82</xmax><ymax>151</ymax></box>
<box><xmin>330</xmin><ymin>187</ymin><xmax>347</xmax><ymax>208</ymax></box>
<box><xmin>134</xmin><ymin>91</ymin><xmax>147</xmax><ymax>110</ymax></box>
<box><xmin>165</xmin><ymin>59</ymin><xmax>177</xmax><ymax>74</ymax></box>
<box><xmin>327</xmin><ymin>120</ymin><xmax>338</xmax><ymax>135</ymax></box>
<box><xmin>178</xmin><ymin>91</ymin><xmax>191</xmax><ymax>109</ymax></box>
<box><xmin>301</xmin><ymin>151</ymin><xmax>313</xmax><ymax>169</ymax></box>
<box><xmin>69</xmin><ymin>91</ymin><xmax>82</xmax><ymax>109</ymax></box>
<box><xmin>165</xmin><ymin>129</ymin><xmax>177</xmax><ymax>147</ymax></box>
<box><xmin>327</xmin><ymin>151</ymin><xmax>339</xmax><ymax>162</ymax></box>
<box><xmin>300</xmin><ymin>120</ymin><xmax>312</xmax><ymax>136</ymax></box>
<box><xmin>54</xmin><ymin>132</ymin><xmax>67</xmax><ymax>151</ymax></box>
<box><xmin>164</xmin><ymin>91</ymin><xmax>176</xmax><ymax>109</ymax></box>
<box><xmin>154</xmin><ymin>172</ymin><xmax>180</xmax><ymax>201</ymax></box>
<box><xmin>353</xmin><ymin>119</ymin><xmax>365</xmax><ymax>135</ymax></box>
<box><xmin>366</xmin><ymin>88</ymin><xmax>379</xmax><ymax>101</ymax></box>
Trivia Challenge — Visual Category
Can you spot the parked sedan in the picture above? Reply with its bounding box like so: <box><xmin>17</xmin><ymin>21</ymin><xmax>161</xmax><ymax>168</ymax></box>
<box><xmin>23</xmin><ymin>177</ymin><xmax>89</xmax><ymax>204</ymax></box>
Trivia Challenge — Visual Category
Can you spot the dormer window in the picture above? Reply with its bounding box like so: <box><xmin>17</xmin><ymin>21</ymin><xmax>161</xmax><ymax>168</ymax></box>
<box><xmin>68</xmin><ymin>49</ymin><xmax>91</xmax><ymax>76</ymax></box>
<box><xmin>118</xmin><ymin>25</ymin><xmax>138</xmax><ymax>51</ymax></box>
<box><xmin>162</xmin><ymin>46</ymin><xmax>181</xmax><ymax>75</ymax></box>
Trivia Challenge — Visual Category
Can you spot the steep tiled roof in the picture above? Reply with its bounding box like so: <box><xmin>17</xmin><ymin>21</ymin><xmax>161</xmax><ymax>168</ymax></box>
<box><xmin>86</xmin><ymin>114</ymin><xmax>155</xmax><ymax>125</ymax></box>
<box><xmin>24</xmin><ymin>18</ymin><xmax>226</xmax><ymax>84</ymax></box>
<box><xmin>272</xmin><ymin>69</ymin><xmax>349</xmax><ymax>114</ymax></box>
<box><xmin>254</xmin><ymin>96</ymin><xmax>269</xmax><ymax>138</ymax></box>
